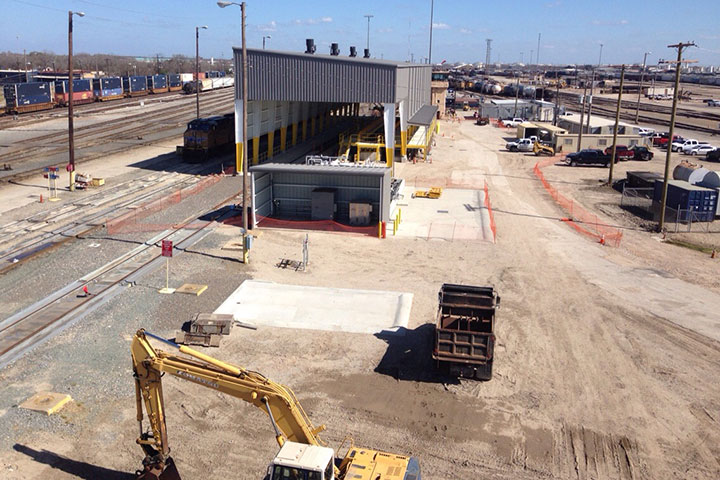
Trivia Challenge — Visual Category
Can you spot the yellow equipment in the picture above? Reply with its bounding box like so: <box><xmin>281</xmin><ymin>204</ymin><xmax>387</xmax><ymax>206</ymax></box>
<box><xmin>131</xmin><ymin>330</ymin><xmax>421</xmax><ymax>480</ymax></box>
<box><xmin>412</xmin><ymin>187</ymin><xmax>443</xmax><ymax>199</ymax></box>
<box><xmin>533</xmin><ymin>141</ymin><xmax>555</xmax><ymax>156</ymax></box>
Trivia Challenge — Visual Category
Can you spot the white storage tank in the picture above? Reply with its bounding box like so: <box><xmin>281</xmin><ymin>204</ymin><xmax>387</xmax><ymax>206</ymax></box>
<box><xmin>673</xmin><ymin>163</ymin><xmax>710</xmax><ymax>185</ymax></box>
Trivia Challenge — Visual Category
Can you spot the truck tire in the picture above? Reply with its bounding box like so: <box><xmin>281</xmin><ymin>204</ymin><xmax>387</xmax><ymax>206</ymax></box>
<box><xmin>510</xmin><ymin>146</ymin><xmax>518</xmax><ymax>152</ymax></box>
<box><xmin>475</xmin><ymin>362</ymin><xmax>493</xmax><ymax>381</ymax></box>
<box><xmin>570</xmin><ymin>160</ymin><xmax>577</xmax><ymax>167</ymax></box>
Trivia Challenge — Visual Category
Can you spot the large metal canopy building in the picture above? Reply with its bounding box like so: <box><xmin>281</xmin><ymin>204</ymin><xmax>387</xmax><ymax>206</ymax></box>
<box><xmin>232</xmin><ymin>45</ymin><xmax>433</xmax><ymax>226</ymax></box>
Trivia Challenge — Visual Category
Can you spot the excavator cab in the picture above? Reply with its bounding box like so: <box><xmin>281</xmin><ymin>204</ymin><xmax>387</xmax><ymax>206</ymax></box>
<box><xmin>268</xmin><ymin>442</ymin><xmax>335</xmax><ymax>480</ymax></box>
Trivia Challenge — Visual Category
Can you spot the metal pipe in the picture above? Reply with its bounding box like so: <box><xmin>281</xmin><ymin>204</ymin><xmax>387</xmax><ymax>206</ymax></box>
<box><xmin>241</xmin><ymin>2</ymin><xmax>249</xmax><ymax>264</ymax></box>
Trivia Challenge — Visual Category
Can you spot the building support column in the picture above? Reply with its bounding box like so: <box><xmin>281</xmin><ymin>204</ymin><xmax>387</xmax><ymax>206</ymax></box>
<box><xmin>234</xmin><ymin>99</ymin><xmax>244</xmax><ymax>174</ymax></box>
<box><xmin>399</xmin><ymin>100</ymin><xmax>408</xmax><ymax>159</ymax></box>
<box><xmin>279</xmin><ymin>101</ymin><xmax>289</xmax><ymax>151</ymax></box>
<box><xmin>383</xmin><ymin>103</ymin><xmax>396</xmax><ymax>170</ymax></box>
<box><xmin>301</xmin><ymin>102</ymin><xmax>309</xmax><ymax>142</ymax></box>
<box><xmin>267</xmin><ymin>101</ymin><xmax>276</xmax><ymax>158</ymax></box>
<box><xmin>251</xmin><ymin>101</ymin><xmax>262</xmax><ymax>165</ymax></box>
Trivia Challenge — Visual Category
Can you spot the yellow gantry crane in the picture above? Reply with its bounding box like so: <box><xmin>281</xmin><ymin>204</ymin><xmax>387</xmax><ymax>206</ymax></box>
<box><xmin>131</xmin><ymin>330</ymin><xmax>421</xmax><ymax>480</ymax></box>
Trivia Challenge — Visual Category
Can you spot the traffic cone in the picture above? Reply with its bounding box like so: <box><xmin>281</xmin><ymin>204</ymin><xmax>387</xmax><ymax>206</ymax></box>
<box><xmin>82</xmin><ymin>285</ymin><xmax>89</xmax><ymax>297</ymax></box>
<box><xmin>39</xmin><ymin>194</ymin><xmax>43</xmax><ymax>203</ymax></box>
<box><xmin>599</xmin><ymin>235</ymin><xmax>606</xmax><ymax>245</ymax></box>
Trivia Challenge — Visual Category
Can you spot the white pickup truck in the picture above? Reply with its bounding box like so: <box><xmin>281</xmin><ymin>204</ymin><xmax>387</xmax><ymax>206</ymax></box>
<box><xmin>506</xmin><ymin>137</ymin><xmax>537</xmax><ymax>152</ymax></box>
<box><xmin>678</xmin><ymin>139</ymin><xmax>708</xmax><ymax>154</ymax></box>
<box><xmin>500</xmin><ymin>117</ymin><xmax>525</xmax><ymax>128</ymax></box>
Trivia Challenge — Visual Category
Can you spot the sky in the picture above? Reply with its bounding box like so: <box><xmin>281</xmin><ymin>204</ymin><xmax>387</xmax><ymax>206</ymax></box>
<box><xmin>3</xmin><ymin>0</ymin><xmax>720</xmax><ymax>66</ymax></box>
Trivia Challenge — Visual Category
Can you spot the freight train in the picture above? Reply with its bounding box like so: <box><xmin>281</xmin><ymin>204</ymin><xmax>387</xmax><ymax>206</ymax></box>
<box><xmin>2</xmin><ymin>71</ymin><xmax>233</xmax><ymax>115</ymax></box>
<box><xmin>177</xmin><ymin>113</ymin><xmax>235</xmax><ymax>161</ymax></box>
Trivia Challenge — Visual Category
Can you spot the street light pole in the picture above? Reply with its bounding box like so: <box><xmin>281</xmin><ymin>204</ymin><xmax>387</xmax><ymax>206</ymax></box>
<box><xmin>67</xmin><ymin>10</ymin><xmax>84</xmax><ymax>192</ymax></box>
<box><xmin>635</xmin><ymin>51</ymin><xmax>651</xmax><ymax>124</ymax></box>
<box><xmin>262</xmin><ymin>35</ymin><xmax>271</xmax><ymax>50</ymax></box>
<box><xmin>195</xmin><ymin>25</ymin><xmax>208</xmax><ymax>120</ymax></box>
<box><xmin>598</xmin><ymin>43</ymin><xmax>604</xmax><ymax>66</ymax></box>
<box><xmin>218</xmin><ymin>1</ymin><xmax>249</xmax><ymax>264</ymax></box>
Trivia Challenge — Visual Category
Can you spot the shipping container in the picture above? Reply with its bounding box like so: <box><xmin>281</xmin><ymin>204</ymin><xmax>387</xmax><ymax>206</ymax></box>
<box><xmin>653</xmin><ymin>179</ymin><xmax>718</xmax><ymax>222</ymax></box>
<box><xmin>147</xmin><ymin>74</ymin><xmax>169</xmax><ymax>93</ymax></box>
<box><xmin>92</xmin><ymin>77</ymin><xmax>124</xmax><ymax>101</ymax></box>
<box><xmin>122</xmin><ymin>75</ymin><xmax>148</xmax><ymax>96</ymax></box>
<box><xmin>626</xmin><ymin>171</ymin><xmax>663</xmax><ymax>189</ymax></box>
<box><xmin>54</xmin><ymin>78</ymin><xmax>94</xmax><ymax>106</ymax></box>
<box><xmin>4</xmin><ymin>82</ymin><xmax>54</xmax><ymax>113</ymax></box>
<box><xmin>168</xmin><ymin>74</ymin><xmax>182</xmax><ymax>91</ymax></box>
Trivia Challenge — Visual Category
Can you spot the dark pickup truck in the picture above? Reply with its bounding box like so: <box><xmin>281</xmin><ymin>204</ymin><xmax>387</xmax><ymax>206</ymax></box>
<box><xmin>565</xmin><ymin>149</ymin><xmax>617</xmax><ymax>167</ymax></box>
<box><xmin>604</xmin><ymin>145</ymin><xmax>634</xmax><ymax>161</ymax></box>
<box><xmin>432</xmin><ymin>283</ymin><xmax>500</xmax><ymax>381</ymax></box>
<box><xmin>629</xmin><ymin>145</ymin><xmax>654</xmax><ymax>161</ymax></box>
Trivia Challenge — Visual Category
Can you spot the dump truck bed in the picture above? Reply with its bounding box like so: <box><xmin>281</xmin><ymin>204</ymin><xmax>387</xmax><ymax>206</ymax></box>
<box><xmin>433</xmin><ymin>283</ymin><xmax>499</xmax><ymax>381</ymax></box>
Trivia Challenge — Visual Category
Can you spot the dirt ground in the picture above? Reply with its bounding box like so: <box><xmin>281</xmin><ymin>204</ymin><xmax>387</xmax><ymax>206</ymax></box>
<box><xmin>1</xmin><ymin>117</ymin><xmax>720</xmax><ymax>480</ymax></box>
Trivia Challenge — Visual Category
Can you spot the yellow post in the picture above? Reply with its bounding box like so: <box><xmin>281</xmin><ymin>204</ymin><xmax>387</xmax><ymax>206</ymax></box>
<box><xmin>311</xmin><ymin>116</ymin><xmax>316</xmax><ymax>137</ymax></box>
<box><xmin>267</xmin><ymin>130</ymin><xmax>275</xmax><ymax>158</ymax></box>
<box><xmin>235</xmin><ymin>142</ymin><xmax>243</xmax><ymax>174</ymax></box>
<box><xmin>280</xmin><ymin>126</ymin><xmax>287</xmax><ymax>151</ymax></box>
<box><xmin>252</xmin><ymin>136</ymin><xmax>260</xmax><ymax>165</ymax></box>
<box><xmin>401</xmin><ymin>130</ymin><xmax>407</xmax><ymax>157</ymax></box>
<box><xmin>386</xmin><ymin>147</ymin><xmax>393</xmax><ymax>169</ymax></box>
<box><xmin>302</xmin><ymin>119</ymin><xmax>307</xmax><ymax>141</ymax></box>
<box><xmin>292</xmin><ymin>123</ymin><xmax>298</xmax><ymax>146</ymax></box>
<box><xmin>378</xmin><ymin>221</ymin><xmax>382</xmax><ymax>238</ymax></box>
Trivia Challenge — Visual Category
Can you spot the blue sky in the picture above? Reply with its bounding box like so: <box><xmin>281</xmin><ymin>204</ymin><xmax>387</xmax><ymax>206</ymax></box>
<box><xmin>3</xmin><ymin>0</ymin><xmax>720</xmax><ymax>66</ymax></box>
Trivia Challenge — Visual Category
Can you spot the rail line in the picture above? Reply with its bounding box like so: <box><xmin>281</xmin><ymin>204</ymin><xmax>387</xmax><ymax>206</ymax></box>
<box><xmin>0</xmin><ymin>192</ymin><xmax>239</xmax><ymax>369</ymax></box>
<box><xmin>1</xmin><ymin>88</ymin><xmax>235</xmax><ymax>181</ymax></box>
<box><xmin>0</xmin><ymin>163</ymin><xmax>220</xmax><ymax>272</ymax></box>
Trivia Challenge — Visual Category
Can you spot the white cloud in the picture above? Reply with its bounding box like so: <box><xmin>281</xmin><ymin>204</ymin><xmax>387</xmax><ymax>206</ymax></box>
<box><xmin>295</xmin><ymin>17</ymin><xmax>333</xmax><ymax>25</ymax></box>
<box><xmin>432</xmin><ymin>22</ymin><xmax>450</xmax><ymax>30</ymax></box>
<box><xmin>545</xmin><ymin>1</ymin><xmax>562</xmax><ymax>7</ymax></box>
<box><xmin>258</xmin><ymin>20</ymin><xmax>277</xmax><ymax>32</ymax></box>
<box><xmin>459</xmin><ymin>28</ymin><xmax>472</xmax><ymax>34</ymax></box>
<box><xmin>591</xmin><ymin>19</ymin><xmax>629</xmax><ymax>26</ymax></box>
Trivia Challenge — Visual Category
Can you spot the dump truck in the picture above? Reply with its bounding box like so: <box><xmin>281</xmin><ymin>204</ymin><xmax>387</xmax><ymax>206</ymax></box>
<box><xmin>432</xmin><ymin>284</ymin><xmax>500</xmax><ymax>381</ymax></box>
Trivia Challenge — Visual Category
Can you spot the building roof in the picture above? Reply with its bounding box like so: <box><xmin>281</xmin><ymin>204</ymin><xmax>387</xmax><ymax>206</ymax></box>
<box><xmin>250</xmin><ymin>162</ymin><xmax>389</xmax><ymax>177</ymax></box>
<box><xmin>559</xmin><ymin>112</ymin><xmax>635</xmax><ymax>128</ymax></box>
<box><xmin>233</xmin><ymin>48</ymin><xmax>431</xmax><ymax>115</ymax></box>
<box><xmin>408</xmin><ymin>105</ymin><xmax>438</xmax><ymax>126</ymax></box>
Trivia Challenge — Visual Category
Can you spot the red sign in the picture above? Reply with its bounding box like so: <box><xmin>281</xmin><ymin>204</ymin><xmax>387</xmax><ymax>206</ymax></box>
<box><xmin>161</xmin><ymin>240</ymin><xmax>173</xmax><ymax>257</ymax></box>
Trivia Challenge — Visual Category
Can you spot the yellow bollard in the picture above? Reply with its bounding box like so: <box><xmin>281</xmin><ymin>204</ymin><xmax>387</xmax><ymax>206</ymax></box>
<box><xmin>378</xmin><ymin>221</ymin><xmax>382</xmax><ymax>239</ymax></box>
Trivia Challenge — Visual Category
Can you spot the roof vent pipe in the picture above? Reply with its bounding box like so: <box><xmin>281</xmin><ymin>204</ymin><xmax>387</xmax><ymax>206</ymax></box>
<box><xmin>349</xmin><ymin>46</ymin><xmax>357</xmax><ymax>57</ymax></box>
<box><xmin>330</xmin><ymin>43</ymin><xmax>340</xmax><ymax>56</ymax></box>
<box><xmin>363</xmin><ymin>48</ymin><xmax>370</xmax><ymax>59</ymax></box>
<box><xmin>305</xmin><ymin>39</ymin><xmax>316</xmax><ymax>54</ymax></box>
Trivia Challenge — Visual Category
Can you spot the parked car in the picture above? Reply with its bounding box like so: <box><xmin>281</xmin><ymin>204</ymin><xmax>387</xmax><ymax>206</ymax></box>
<box><xmin>706</xmin><ymin>149</ymin><xmax>720</xmax><ymax>162</ymax></box>
<box><xmin>604</xmin><ymin>145</ymin><xmax>634</xmax><ymax>161</ymax></box>
<box><xmin>678</xmin><ymin>139</ymin><xmax>708</xmax><ymax>154</ymax></box>
<box><xmin>564</xmin><ymin>149</ymin><xmax>616</xmax><ymax>167</ymax></box>
<box><xmin>637</xmin><ymin>127</ymin><xmax>655</xmax><ymax>136</ymax></box>
<box><xmin>653</xmin><ymin>133</ymin><xmax>683</xmax><ymax>148</ymax></box>
<box><xmin>500</xmin><ymin>117</ymin><xmax>524</xmax><ymax>128</ymax></box>
<box><xmin>687</xmin><ymin>144</ymin><xmax>715</xmax><ymax>156</ymax></box>
<box><xmin>629</xmin><ymin>145</ymin><xmax>654</xmax><ymax>161</ymax></box>
<box><xmin>506</xmin><ymin>137</ymin><xmax>536</xmax><ymax>152</ymax></box>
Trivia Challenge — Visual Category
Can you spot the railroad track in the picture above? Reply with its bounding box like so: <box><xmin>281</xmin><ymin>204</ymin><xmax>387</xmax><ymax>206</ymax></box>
<box><xmin>0</xmin><ymin>193</ymin><xmax>238</xmax><ymax>369</ymax></box>
<box><xmin>0</xmin><ymin>163</ymin><xmax>219</xmax><ymax>272</ymax></box>
<box><xmin>0</xmin><ymin>88</ymin><xmax>235</xmax><ymax>181</ymax></box>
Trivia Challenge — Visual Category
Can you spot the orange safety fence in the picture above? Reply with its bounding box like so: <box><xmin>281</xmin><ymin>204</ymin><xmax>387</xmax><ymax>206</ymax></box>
<box><xmin>106</xmin><ymin>175</ymin><xmax>223</xmax><ymax>235</ymax></box>
<box><xmin>533</xmin><ymin>159</ymin><xmax>623</xmax><ymax>247</ymax></box>
<box><xmin>483</xmin><ymin>180</ymin><xmax>497</xmax><ymax>243</ymax></box>
<box><xmin>255</xmin><ymin>216</ymin><xmax>378</xmax><ymax>237</ymax></box>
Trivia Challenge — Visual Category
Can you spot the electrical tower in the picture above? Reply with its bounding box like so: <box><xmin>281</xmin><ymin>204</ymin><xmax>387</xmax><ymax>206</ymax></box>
<box><xmin>485</xmin><ymin>39</ymin><xmax>492</xmax><ymax>76</ymax></box>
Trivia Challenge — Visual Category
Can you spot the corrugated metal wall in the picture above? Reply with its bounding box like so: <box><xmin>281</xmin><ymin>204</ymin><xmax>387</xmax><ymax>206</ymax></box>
<box><xmin>397</xmin><ymin>65</ymin><xmax>431</xmax><ymax>119</ymax></box>
<box><xmin>235</xmin><ymin>49</ymin><xmax>397</xmax><ymax>103</ymax></box>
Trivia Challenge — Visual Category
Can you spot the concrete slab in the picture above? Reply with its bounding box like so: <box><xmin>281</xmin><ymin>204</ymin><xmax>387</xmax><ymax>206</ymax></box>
<box><xmin>214</xmin><ymin>280</ymin><xmax>413</xmax><ymax>334</ymax></box>
<box><xmin>394</xmin><ymin>187</ymin><xmax>492</xmax><ymax>242</ymax></box>
<box><xmin>19</xmin><ymin>392</ymin><xmax>72</xmax><ymax>415</ymax></box>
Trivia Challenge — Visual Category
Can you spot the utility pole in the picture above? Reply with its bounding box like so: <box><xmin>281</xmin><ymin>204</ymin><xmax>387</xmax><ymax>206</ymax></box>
<box><xmin>536</xmin><ymin>32</ymin><xmax>541</xmax><ymax>66</ymax></box>
<box><xmin>635</xmin><ymin>51</ymin><xmax>650</xmax><ymax>124</ymax></box>
<box><xmin>428</xmin><ymin>0</ymin><xmax>434</xmax><ymax>64</ymax></box>
<box><xmin>598</xmin><ymin>43</ymin><xmax>603</xmax><ymax>66</ymax></box>
<box><xmin>513</xmin><ymin>71</ymin><xmax>520</xmax><ymax>118</ymax></box>
<box><xmin>553</xmin><ymin>71</ymin><xmax>560</xmax><ymax>126</ymax></box>
<box><xmin>67</xmin><ymin>10</ymin><xmax>84</xmax><ymax>192</ymax></box>
<box><xmin>608</xmin><ymin>64</ymin><xmax>625</xmax><ymax>185</ymax></box>
<box><xmin>585</xmin><ymin>68</ymin><xmax>595</xmax><ymax>133</ymax></box>
<box><xmin>658</xmin><ymin>41</ymin><xmax>696</xmax><ymax>232</ymax></box>
<box><xmin>195</xmin><ymin>25</ymin><xmax>208</xmax><ymax>120</ymax></box>
<box><xmin>364</xmin><ymin>14</ymin><xmax>373</xmax><ymax>53</ymax></box>
<box><xmin>576</xmin><ymin>79</ymin><xmax>588</xmax><ymax>152</ymax></box>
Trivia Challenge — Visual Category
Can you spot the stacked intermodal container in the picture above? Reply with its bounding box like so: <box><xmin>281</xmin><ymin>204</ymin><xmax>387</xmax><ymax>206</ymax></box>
<box><xmin>122</xmin><ymin>75</ymin><xmax>148</xmax><ymax>96</ymax></box>
<box><xmin>54</xmin><ymin>79</ymin><xmax>94</xmax><ymax>106</ymax></box>
<box><xmin>654</xmin><ymin>179</ymin><xmax>718</xmax><ymax>222</ymax></box>
<box><xmin>168</xmin><ymin>74</ymin><xmax>182</xmax><ymax>92</ymax></box>
<box><xmin>147</xmin><ymin>74</ymin><xmax>169</xmax><ymax>94</ymax></box>
<box><xmin>92</xmin><ymin>77</ymin><xmax>123</xmax><ymax>101</ymax></box>
<box><xmin>3</xmin><ymin>82</ymin><xmax>54</xmax><ymax>113</ymax></box>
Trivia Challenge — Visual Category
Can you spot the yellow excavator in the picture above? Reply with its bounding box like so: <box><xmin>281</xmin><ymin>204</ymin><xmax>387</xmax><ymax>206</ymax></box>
<box><xmin>131</xmin><ymin>329</ymin><xmax>421</xmax><ymax>480</ymax></box>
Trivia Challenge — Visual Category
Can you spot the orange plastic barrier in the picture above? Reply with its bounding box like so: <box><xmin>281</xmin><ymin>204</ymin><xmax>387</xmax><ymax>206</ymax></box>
<box><xmin>107</xmin><ymin>175</ymin><xmax>223</xmax><ymax>234</ymax></box>
<box><xmin>483</xmin><ymin>180</ymin><xmax>497</xmax><ymax>243</ymax></box>
<box><xmin>533</xmin><ymin>160</ymin><xmax>623</xmax><ymax>247</ymax></box>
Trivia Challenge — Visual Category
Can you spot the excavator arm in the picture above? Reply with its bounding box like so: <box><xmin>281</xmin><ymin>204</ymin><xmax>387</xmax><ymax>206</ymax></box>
<box><xmin>131</xmin><ymin>329</ymin><xmax>326</xmax><ymax>479</ymax></box>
